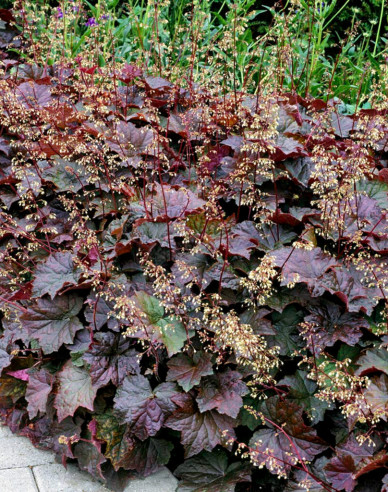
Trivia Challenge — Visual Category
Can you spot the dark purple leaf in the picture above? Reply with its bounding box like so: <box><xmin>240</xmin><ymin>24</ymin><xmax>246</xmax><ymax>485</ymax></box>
<box><xmin>0</xmin><ymin>136</ymin><xmax>11</xmax><ymax>156</ymax></box>
<box><xmin>284</xmin><ymin>157</ymin><xmax>315</xmax><ymax>186</ymax></box>
<box><xmin>107</xmin><ymin>121</ymin><xmax>154</xmax><ymax>157</ymax></box>
<box><xmin>166</xmin><ymin>352</ymin><xmax>214</xmax><ymax>392</ymax></box>
<box><xmin>118</xmin><ymin>64</ymin><xmax>142</xmax><ymax>83</ymax></box>
<box><xmin>302</xmin><ymin>302</ymin><xmax>367</xmax><ymax>353</ymax></box>
<box><xmin>267</xmin><ymin>284</ymin><xmax>313</xmax><ymax>312</ymax></box>
<box><xmin>66</xmin><ymin>329</ymin><xmax>91</xmax><ymax>361</ymax></box>
<box><xmin>32</xmin><ymin>252</ymin><xmax>81</xmax><ymax>299</ymax></box>
<box><xmin>165</xmin><ymin>394</ymin><xmax>236</xmax><ymax>458</ymax></box>
<box><xmin>175</xmin><ymin>449</ymin><xmax>251</xmax><ymax>492</ymax></box>
<box><xmin>97</xmin><ymin>412</ymin><xmax>173</xmax><ymax>476</ymax></box>
<box><xmin>166</xmin><ymin>114</ymin><xmax>188</xmax><ymax>138</ymax></box>
<box><xmin>116</xmin><ymin>437</ymin><xmax>174</xmax><ymax>477</ymax></box>
<box><xmin>267</xmin><ymin>306</ymin><xmax>304</xmax><ymax>356</ymax></box>
<box><xmin>249</xmin><ymin>397</ymin><xmax>327</xmax><ymax>476</ymax></box>
<box><xmin>131</xmin><ymin>221</ymin><xmax>172</xmax><ymax>249</ymax></box>
<box><xmin>326</xmin><ymin>454</ymin><xmax>359</xmax><ymax>492</ymax></box>
<box><xmin>15</xmin><ymin>81</ymin><xmax>52</xmax><ymax>108</ymax></box>
<box><xmin>18</xmin><ymin>416</ymin><xmax>51</xmax><ymax>450</ymax></box>
<box><xmin>0</xmin><ymin>338</ymin><xmax>12</xmax><ymax>375</ymax></box>
<box><xmin>228</xmin><ymin>221</ymin><xmax>266</xmax><ymax>258</ymax></box>
<box><xmin>73</xmin><ymin>440</ymin><xmax>106</xmax><ymax>480</ymax></box>
<box><xmin>197</xmin><ymin>369</ymin><xmax>248</xmax><ymax>418</ymax></box>
<box><xmin>272</xmin><ymin>247</ymin><xmax>337</xmax><ymax>293</ymax></box>
<box><xmin>203</xmin><ymin>261</ymin><xmax>240</xmax><ymax>290</ymax></box>
<box><xmin>250</xmin><ymin>224</ymin><xmax>297</xmax><ymax>252</ymax></box>
<box><xmin>240</xmin><ymin>308</ymin><xmax>275</xmax><ymax>336</ymax></box>
<box><xmin>84</xmin><ymin>293</ymin><xmax>119</xmax><ymax>332</ymax></box>
<box><xmin>362</xmin><ymin>374</ymin><xmax>388</xmax><ymax>420</ymax></box>
<box><xmin>3</xmin><ymin>407</ymin><xmax>27</xmax><ymax>433</ymax></box>
<box><xmin>114</xmin><ymin>374</ymin><xmax>179</xmax><ymax>440</ymax></box>
<box><xmin>16</xmin><ymin>167</ymin><xmax>41</xmax><ymax>196</ymax></box>
<box><xmin>273</xmin><ymin>134</ymin><xmax>305</xmax><ymax>161</ymax></box>
<box><xmin>325</xmin><ymin>436</ymin><xmax>387</xmax><ymax>492</ymax></box>
<box><xmin>144</xmin><ymin>76</ymin><xmax>173</xmax><ymax>92</ymax></box>
<box><xmin>25</xmin><ymin>369</ymin><xmax>54</xmax><ymax>418</ymax></box>
<box><xmin>50</xmin><ymin>417</ymin><xmax>84</xmax><ymax>461</ymax></box>
<box><xmin>331</xmin><ymin>113</ymin><xmax>354</xmax><ymax>137</ymax></box>
<box><xmin>146</xmin><ymin>184</ymin><xmax>205</xmax><ymax>220</ymax></box>
<box><xmin>325</xmin><ymin>195</ymin><xmax>386</xmax><ymax>242</ymax></box>
<box><xmin>171</xmin><ymin>252</ymin><xmax>210</xmax><ymax>287</ymax></box>
<box><xmin>83</xmin><ymin>332</ymin><xmax>140</xmax><ymax>389</ymax></box>
<box><xmin>54</xmin><ymin>360</ymin><xmax>97</xmax><ymax>422</ymax></box>
<box><xmin>21</xmin><ymin>294</ymin><xmax>83</xmax><ymax>354</ymax></box>
<box><xmin>318</xmin><ymin>264</ymin><xmax>380</xmax><ymax>314</ymax></box>
<box><xmin>221</xmin><ymin>135</ymin><xmax>244</xmax><ymax>151</ymax></box>
<box><xmin>74</xmin><ymin>420</ymin><xmax>106</xmax><ymax>479</ymax></box>
<box><xmin>286</xmin><ymin>456</ymin><xmax>329</xmax><ymax>491</ymax></box>
<box><xmin>356</xmin><ymin>348</ymin><xmax>388</xmax><ymax>376</ymax></box>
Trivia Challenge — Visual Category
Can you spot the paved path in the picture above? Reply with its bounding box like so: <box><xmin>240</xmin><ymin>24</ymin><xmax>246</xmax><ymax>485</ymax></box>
<box><xmin>0</xmin><ymin>424</ymin><xmax>178</xmax><ymax>492</ymax></box>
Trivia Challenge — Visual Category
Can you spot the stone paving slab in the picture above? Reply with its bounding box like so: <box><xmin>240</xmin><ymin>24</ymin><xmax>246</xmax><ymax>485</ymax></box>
<box><xmin>0</xmin><ymin>433</ymin><xmax>56</xmax><ymax>469</ymax></box>
<box><xmin>0</xmin><ymin>467</ymin><xmax>39</xmax><ymax>492</ymax></box>
<box><xmin>0</xmin><ymin>424</ymin><xmax>178</xmax><ymax>491</ymax></box>
<box><xmin>123</xmin><ymin>468</ymin><xmax>180</xmax><ymax>492</ymax></box>
<box><xmin>33</xmin><ymin>463</ymin><xmax>109</xmax><ymax>492</ymax></box>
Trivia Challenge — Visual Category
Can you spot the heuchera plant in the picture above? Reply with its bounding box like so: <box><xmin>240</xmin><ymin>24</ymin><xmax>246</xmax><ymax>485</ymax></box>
<box><xmin>0</xmin><ymin>11</ymin><xmax>387</xmax><ymax>492</ymax></box>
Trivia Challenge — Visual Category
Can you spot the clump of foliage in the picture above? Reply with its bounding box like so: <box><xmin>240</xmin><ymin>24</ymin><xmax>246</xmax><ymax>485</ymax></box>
<box><xmin>0</xmin><ymin>4</ymin><xmax>388</xmax><ymax>492</ymax></box>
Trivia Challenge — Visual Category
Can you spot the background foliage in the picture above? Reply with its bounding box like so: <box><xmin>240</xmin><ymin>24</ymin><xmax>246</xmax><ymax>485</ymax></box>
<box><xmin>7</xmin><ymin>0</ymin><xmax>388</xmax><ymax>104</ymax></box>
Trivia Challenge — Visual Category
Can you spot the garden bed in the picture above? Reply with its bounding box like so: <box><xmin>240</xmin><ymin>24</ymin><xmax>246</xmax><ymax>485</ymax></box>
<box><xmin>0</xmin><ymin>2</ymin><xmax>387</xmax><ymax>491</ymax></box>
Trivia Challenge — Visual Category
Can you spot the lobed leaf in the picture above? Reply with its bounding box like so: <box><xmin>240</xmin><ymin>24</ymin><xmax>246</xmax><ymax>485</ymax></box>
<box><xmin>114</xmin><ymin>374</ymin><xmax>179</xmax><ymax>440</ymax></box>
<box><xmin>54</xmin><ymin>361</ymin><xmax>97</xmax><ymax>422</ymax></box>
<box><xmin>21</xmin><ymin>294</ymin><xmax>83</xmax><ymax>354</ymax></box>
<box><xmin>175</xmin><ymin>450</ymin><xmax>251</xmax><ymax>492</ymax></box>
<box><xmin>166</xmin><ymin>394</ymin><xmax>236</xmax><ymax>458</ymax></box>
<box><xmin>32</xmin><ymin>252</ymin><xmax>81</xmax><ymax>299</ymax></box>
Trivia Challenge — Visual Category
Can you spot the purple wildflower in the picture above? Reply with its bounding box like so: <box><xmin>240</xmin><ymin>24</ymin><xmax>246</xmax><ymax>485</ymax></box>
<box><xmin>101</xmin><ymin>14</ymin><xmax>110</xmax><ymax>21</ymax></box>
<box><xmin>85</xmin><ymin>17</ymin><xmax>98</xmax><ymax>27</ymax></box>
<box><xmin>57</xmin><ymin>7</ymin><xmax>64</xmax><ymax>19</ymax></box>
